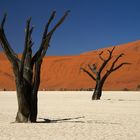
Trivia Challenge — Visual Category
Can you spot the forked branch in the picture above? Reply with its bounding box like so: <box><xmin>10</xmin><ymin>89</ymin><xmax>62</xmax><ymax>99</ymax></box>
<box><xmin>98</xmin><ymin>47</ymin><xmax>115</xmax><ymax>74</ymax></box>
<box><xmin>31</xmin><ymin>11</ymin><xmax>56</xmax><ymax>64</ymax></box>
<box><xmin>102</xmin><ymin>53</ymin><xmax>130</xmax><ymax>84</ymax></box>
<box><xmin>80</xmin><ymin>67</ymin><xmax>96</xmax><ymax>81</ymax></box>
<box><xmin>111</xmin><ymin>62</ymin><xmax>130</xmax><ymax>72</ymax></box>
<box><xmin>32</xmin><ymin>10</ymin><xmax>70</xmax><ymax>65</ymax></box>
<box><xmin>32</xmin><ymin>11</ymin><xmax>69</xmax><ymax>93</ymax></box>
<box><xmin>109</xmin><ymin>53</ymin><xmax>130</xmax><ymax>72</ymax></box>
<box><xmin>88</xmin><ymin>64</ymin><xmax>98</xmax><ymax>76</ymax></box>
<box><xmin>42</xmin><ymin>11</ymin><xmax>56</xmax><ymax>40</ymax></box>
<box><xmin>99</xmin><ymin>51</ymin><xmax>105</xmax><ymax>61</ymax></box>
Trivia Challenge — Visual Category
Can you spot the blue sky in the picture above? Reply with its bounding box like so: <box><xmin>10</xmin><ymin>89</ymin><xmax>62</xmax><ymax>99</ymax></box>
<box><xmin>0</xmin><ymin>0</ymin><xmax>140</xmax><ymax>55</ymax></box>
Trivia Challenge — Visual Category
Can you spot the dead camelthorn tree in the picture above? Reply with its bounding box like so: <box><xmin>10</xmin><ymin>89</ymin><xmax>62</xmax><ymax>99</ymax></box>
<box><xmin>0</xmin><ymin>11</ymin><xmax>69</xmax><ymax>123</ymax></box>
<box><xmin>81</xmin><ymin>47</ymin><xmax>130</xmax><ymax>100</ymax></box>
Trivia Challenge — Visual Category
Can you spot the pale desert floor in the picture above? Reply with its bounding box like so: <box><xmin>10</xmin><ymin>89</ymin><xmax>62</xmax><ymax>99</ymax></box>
<box><xmin>0</xmin><ymin>91</ymin><xmax>140</xmax><ymax>140</ymax></box>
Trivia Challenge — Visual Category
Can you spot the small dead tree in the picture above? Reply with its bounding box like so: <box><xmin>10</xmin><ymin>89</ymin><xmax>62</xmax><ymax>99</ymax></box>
<box><xmin>0</xmin><ymin>11</ymin><xmax>69</xmax><ymax>123</ymax></box>
<box><xmin>81</xmin><ymin>47</ymin><xmax>130</xmax><ymax>100</ymax></box>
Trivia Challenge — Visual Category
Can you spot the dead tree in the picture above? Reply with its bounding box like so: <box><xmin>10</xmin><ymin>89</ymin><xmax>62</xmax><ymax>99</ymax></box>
<box><xmin>81</xmin><ymin>47</ymin><xmax>130</xmax><ymax>100</ymax></box>
<box><xmin>0</xmin><ymin>11</ymin><xmax>69</xmax><ymax>122</ymax></box>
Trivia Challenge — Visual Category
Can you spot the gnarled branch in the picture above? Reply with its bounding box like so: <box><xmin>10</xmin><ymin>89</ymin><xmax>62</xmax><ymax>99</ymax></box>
<box><xmin>109</xmin><ymin>53</ymin><xmax>124</xmax><ymax>71</ymax></box>
<box><xmin>111</xmin><ymin>62</ymin><xmax>130</xmax><ymax>72</ymax></box>
<box><xmin>88</xmin><ymin>64</ymin><xmax>98</xmax><ymax>76</ymax></box>
<box><xmin>0</xmin><ymin>14</ymin><xmax>19</xmax><ymax>66</ymax></box>
<box><xmin>98</xmin><ymin>47</ymin><xmax>115</xmax><ymax>74</ymax></box>
<box><xmin>99</xmin><ymin>51</ymin><xmax>105</xmax><ymax>61</ymax></box>
<box><xmin>80</xmin><ymin>67</ymin><xmax>96</xmax><ymax>81</ymax></box>
<box><xmin>101</xmin><ymin>53</ymin><xmax>130</xmax><ymax>85</ymax></box>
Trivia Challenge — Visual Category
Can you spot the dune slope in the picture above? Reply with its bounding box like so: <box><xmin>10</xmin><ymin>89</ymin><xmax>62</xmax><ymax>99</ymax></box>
<box><xmin>0</xmin><ymin>40</ymin><xmax>140</xmax><ymax>90</ymax></box>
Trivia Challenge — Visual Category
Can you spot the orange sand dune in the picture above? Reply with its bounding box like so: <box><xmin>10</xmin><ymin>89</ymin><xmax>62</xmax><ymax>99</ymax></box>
<box><xmin>0</xmin><ymin>40</ymin><xmax>140</xmax><ymax>90</ymax></box>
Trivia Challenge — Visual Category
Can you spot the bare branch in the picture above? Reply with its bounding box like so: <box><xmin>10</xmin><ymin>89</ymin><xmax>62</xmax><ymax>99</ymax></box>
<box><xmin>98</xmin><ymin>47</ymin><xmax>116</xmax><ymax>74</ymax></box>
<box><xmin>111</xmin><ymin>62</ymin><xmax>131</xmax><ymax>72</ymax></box>
<box><xmin>29</xmin><ymin>26</ymin><xmax>34</xmax><ymax>38</ymax></box>
<box><xmin>32</xmin><ymin>10</ymin><xmax>70</xmax><ymax>65</ymax></box>
<box><xmin>88</xmin><ymin>64</ymin><xmax>98</xmax><ymax>76</ymax></box>
<box><xmin>101</xmin><ymin>52</ymin><xmax>130</xmax><ymax>86</ymax></box>
<box><xmin>28</xmin><ymin>26</ymin><xmax>34</xmax><ymax>49</ymax></box>
<box><xmin>37</xmin><ymin>37</ymin><xmax>50</xmax><ymax>62</ymax></box>
<box><xmin>31</xmin><ymin>11</ymin><xmax>70</xmax><ymax>92</ymax></box>
<box><xmin>42</xmin><ymin>11</ymin><xmax>56</xmax><ymax>40</ymax></box>
<box><xmin>38</xmin><ymin>10</ymin><xmax>70</xmax><ymax>61</ymax></box>
<box><xmin>0</xmin><ymin>14</ymin><xmax>19</xmax><ymax>65</ymax></box>
<box><xmin>20</xmin><ymin>18</ymin><xmax>32</xmax><ymax>74</ymax></box>
<box><xmin>47</xmin><ymin>10</ymin><xmax>70</xmax><ymax>37</ymax></box>
<box><xmin>31</xmin><ymin>11</ymin><xmax>56</xmax><ymax>65</ymax></box>
<box><xmin>109</xmin><ymin>53</ymin><xmax>124</xmax><ymax>71</ymax></box>
<box><xmin>107</xmin><ymin>46</ymin><xmax>115</xmax><ymax>57</ymax></box>
<box><xmin>80</xmin><ymin>67</ymin><xmax>96</xmax><ymax>81</ymax></box>
<box><xmin>99</xmin><ymin>51</ymin><xmax>105</xmax><ymax>61</ymax></box>
<box><xmin>1</xmin><ymin>13</ymin><xmax>7</xmax><ymax>29</ymax></box>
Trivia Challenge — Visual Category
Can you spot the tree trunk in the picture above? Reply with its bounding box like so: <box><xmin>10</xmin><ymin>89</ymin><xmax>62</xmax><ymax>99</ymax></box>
<box><xmin>15</xmin><ymin>79</ymin><xmax>38</xmax><ymax>123</ymax></box>
<box><xmin>30</xmin><ymin>92</ymin><xmax>38</xmax><ymax>122</ymax></box>
<box><xmin>15</xmin><ymin>90</ymin><xmax>38</xmax><ymax>123</ymax></box>
<box><xmin>92</xmin><ymin>82</ymin><xmax>102</xmax><ymax>100</ymax></box>
<box><xmin>16</xmin><ymin>87</ymin><xmax>31</xmax><ymax>122</ymax></box>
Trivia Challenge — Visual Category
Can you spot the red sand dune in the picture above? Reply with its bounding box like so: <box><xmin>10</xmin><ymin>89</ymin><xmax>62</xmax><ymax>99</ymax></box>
<box><xmin>0</xmin><ymin>40</ymin><xmax>140</xmax><ymax>91</ymax></box>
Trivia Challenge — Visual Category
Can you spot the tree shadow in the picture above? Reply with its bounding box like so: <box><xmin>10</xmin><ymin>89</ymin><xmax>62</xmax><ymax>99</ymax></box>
<box><xmin>87</xmin><ymin>120</ymin><xmax>121</xmax><ymax>125</ymax></box>
<box><xmin>37</xmin><ymin>116</ymin><xmax>85</xmax><ymax>123</ymax></box>
<box><xmin>104</xmin><ymin>99</ymin><xmax>140</xmax><ymax>102</ymax></box>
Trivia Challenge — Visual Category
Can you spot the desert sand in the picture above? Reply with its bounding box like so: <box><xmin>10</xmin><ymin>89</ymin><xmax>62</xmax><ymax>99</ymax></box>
<box><xmin>0</xmin><ymin>91</ymin><xmax>140</xmax><ymax>140</ymax></box>
<box><xmin>1</xmin><ymin>40</ymin><xmax>140</xmax><ymax>91</ymax></box>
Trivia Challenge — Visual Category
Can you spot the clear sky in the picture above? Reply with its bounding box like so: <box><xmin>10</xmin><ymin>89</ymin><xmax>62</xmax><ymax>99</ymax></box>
<box><xmin>0</xmin><ymin>0</ymin><xmax>140</xmax><ymax>56</ymax></box>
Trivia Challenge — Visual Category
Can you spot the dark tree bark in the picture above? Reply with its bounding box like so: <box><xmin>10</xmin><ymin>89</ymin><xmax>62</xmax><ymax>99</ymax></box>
<box><xmin>0</xmin><ymin>11</ymin><xmax>69</xmax><ymax>122</ymax></box>
<box><xmin>81</xmin><ymin>47</ymin><xmax>130</xmax><ymax>100</ymax></box>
